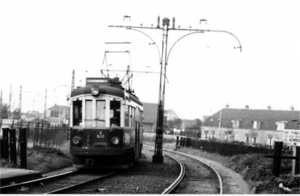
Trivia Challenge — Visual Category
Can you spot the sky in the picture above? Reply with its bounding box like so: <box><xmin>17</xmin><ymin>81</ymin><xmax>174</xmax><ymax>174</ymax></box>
<box><xmin>0</xmin><ymin>0</ymin><xmax>299</xmax><ymax>120</ymax></box>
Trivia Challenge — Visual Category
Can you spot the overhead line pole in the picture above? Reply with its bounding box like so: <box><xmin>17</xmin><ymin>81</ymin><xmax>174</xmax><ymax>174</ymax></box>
<box><xmin>109</xmin><ymin>16</ymin><xmax>242</xmax><ymax>163</ymax></box>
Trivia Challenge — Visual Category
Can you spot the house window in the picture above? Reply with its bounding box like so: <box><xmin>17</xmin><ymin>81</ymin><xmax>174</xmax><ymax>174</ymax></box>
<box><xmin>205</xmin><ymin>131</ymin><xmax>208</xmax><ymax>140</ymax></box>
<box><xmin>253</xmin><ymin>121</ymin><xmax>261</xmax><ymax>129</ymax></box>
<box><xmin>232</xmin><ymin>120</ymin><xmax>240</xmax><ymax>128</ymax></box>
<box><xmin>253</xmin><ymin>137</ymin><xmax>257</xmax><ymax>144</ymax></box>
<box><xmin>211</xmin><ymin>131</ymin><xmax>215</xmax><ymax>139</ymax></box>
<box><xmin>245</xmin><ymin>134</ymin><xmax>249</xmax><ymax>144</ymax></box>
<box><xmin>276</xmin><ymin>121</ymin><xmax>287</xmax><ymax>131</ymax></box>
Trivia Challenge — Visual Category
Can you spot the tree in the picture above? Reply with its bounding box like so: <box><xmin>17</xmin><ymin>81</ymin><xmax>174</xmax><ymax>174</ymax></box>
<box><xmin>12</xmin><ymin>108</ymin><xmax>21</xmax><ymax>119</ymax></box>
<box><xmin>167</xmin><ymin>117</ymin><xmax>182</xmax><ymax>133</ymax></box>
<box><xmin>1</xmin><ymin>103</ymin><xmax>10</xmax><ymax>119</ymax></box>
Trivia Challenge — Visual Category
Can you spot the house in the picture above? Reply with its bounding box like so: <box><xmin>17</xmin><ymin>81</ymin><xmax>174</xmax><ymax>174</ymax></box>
<box><xmin>142</xmin><ymin>102</ymin><xmax>177</xmax><ymax>133</ymax></box>
<box><xmin>143</xmin><ymin>102</ymin><xmax>158</xmax><ymax>133</ymax></box>
<box><xmin>45</xmin><ymin>104</ymin><xmax>70</xmax><ymax>125</ymax></box>
<box><xmin>202</xmin><ymin>106</ymin><xmax>300</xmax><ymax>146</ymax></box>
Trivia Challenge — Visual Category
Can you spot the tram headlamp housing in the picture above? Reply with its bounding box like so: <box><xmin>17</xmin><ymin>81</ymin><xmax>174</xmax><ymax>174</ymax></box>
<box><xmin>111</xmin><ymin>136</ymin><xmax>120</xmax><ymax>145</ymax></box>
<box><xmin>91</xmin><ymin>86</ymin><xmax>100</xmax><ymax>96</ymax></box>
<box><xmin>72</xmin><ymin>136</ymin><xmax>81</xmax><ymax>145</ymax></box>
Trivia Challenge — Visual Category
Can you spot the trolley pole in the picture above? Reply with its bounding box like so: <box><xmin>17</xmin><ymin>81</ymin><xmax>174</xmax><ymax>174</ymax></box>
<box><xmin>109</xmin><ymin>16</ymin><xmax>242</xmax><ymax>164</ymax></box>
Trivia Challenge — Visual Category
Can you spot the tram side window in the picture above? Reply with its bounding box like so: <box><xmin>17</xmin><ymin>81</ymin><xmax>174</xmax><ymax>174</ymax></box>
<box><xmin>73</xmin><ymin>100</ymin><xmax>82</xmax><ymax>126</ymax></box>
<box><xmin>131</xmin><ymin>107</ymin><xmax>135</xmax><ymax>126</ymax></box>
<box><xmin>123</xmin><ymin>105</ymin><xmax>129</xmax><ymax>127</ymax></box>
<box><xmin>110</xmin><ymin>100</ymin><xmax>120</xmax><ymax>127</ymax></box>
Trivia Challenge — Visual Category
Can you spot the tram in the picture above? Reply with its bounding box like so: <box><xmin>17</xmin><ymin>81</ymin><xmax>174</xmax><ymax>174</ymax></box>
<box><xmin>69</xmin><ymin>76</ymin><xmax>143</xmax><ymax>168</ymax></box>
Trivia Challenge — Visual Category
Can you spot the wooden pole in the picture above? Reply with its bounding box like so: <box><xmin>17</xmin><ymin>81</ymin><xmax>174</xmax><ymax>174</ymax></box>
<box><xmin>19</xmin><ymin>128</ymin><xmax>27</xmax><ymax>169</ymax></box>
<box><xmin>9</xmin><ymin>129</ymin><xmax>17</xmax><ymax>165</ymax></box>
<box><xmin>273</xmin><ymin>141</ymin><xmax>283</xmax><ymax>177</ymax></box>
<box><xmin>1</xmin><ymin>128</ymin><xmax>9</xmax><ymax>159</ymax></box>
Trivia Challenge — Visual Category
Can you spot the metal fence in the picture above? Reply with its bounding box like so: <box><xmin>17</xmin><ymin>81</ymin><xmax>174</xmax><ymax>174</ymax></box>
<box><xmin>176</xmin><ymin>136</ymin><xmax>274</xmax><ymax>156</ymax></box>
<box><xmin>1</xmin><ymin>120</ymin><xmax>69</xmax><ymax>168</ymax></box>
<box><xmin>1</xmin><ymin>120</ymin><xmax>69</xmax><ymax>152</ymax></box>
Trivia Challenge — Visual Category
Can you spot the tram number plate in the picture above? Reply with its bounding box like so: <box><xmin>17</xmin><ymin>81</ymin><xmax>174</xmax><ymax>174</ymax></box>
<box><xmin>97</xmin><ymin>131</ymin><xmax>105</xmax><ymax>139</ymax></box>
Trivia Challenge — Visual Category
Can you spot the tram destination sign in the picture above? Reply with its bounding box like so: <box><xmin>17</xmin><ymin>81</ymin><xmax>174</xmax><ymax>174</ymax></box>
<box><xmin>283</xmin><ymin>129</ymin><xmax>300</xmax><ymax>145</ymax></box>
<box><xmin>86</xmin><ymin>78</ymin><xmax>109</xmax><ymax>84</ymax></box>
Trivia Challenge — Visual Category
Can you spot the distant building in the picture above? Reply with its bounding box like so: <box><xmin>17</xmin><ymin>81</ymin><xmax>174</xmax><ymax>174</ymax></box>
<box><xmin>45</xmin><ymin>104</ymin><xmax>70</xmax><ymax>125</ymax></box>
<box><xmin>143</xmin><ymin>103</ymin><xmax>179</xmax><ymax>133</ymax></box>
<box><xmin>143</xmin><ymin>102</ymin><xmax>158</xmax><ymax>133</ymax></box>
<box><xmin>202</xmin><ymin>106</ymin><xmax>300</xmax><ymax>146</ymax></box>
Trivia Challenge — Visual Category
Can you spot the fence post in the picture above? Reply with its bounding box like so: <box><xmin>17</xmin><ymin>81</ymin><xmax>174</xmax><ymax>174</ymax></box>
<box><xmin>176</xmin><ymin>136</ymin><xmax>179</xmax><ymax>148</ymax></box>
<box><xmin>273</xmin><ymin>141</ymin><xmax>283</xmax><ymax>177</ymax></box>
<box><xmin>9</xmin><ymin>129</ymin><xmax>17</xmax><ymax>165</ymax></box>
<box><xmin>19</xmin><ymin>128</ymin><xmax>27</xmax><ymax>169</ymax></box>
<box><xmin>293</xmin><ymin>146</ymin><xmax>300</xmax><ymax>175</ymax></box>
<box><xmin>1</xmin><ymin>128</ymin><xmax>9</xmax><ymax>159</ymax></box>
<box><xmin>40</xmin><ymin>121</ymin><xmax>44</xmax><ymax>148</ymax></box>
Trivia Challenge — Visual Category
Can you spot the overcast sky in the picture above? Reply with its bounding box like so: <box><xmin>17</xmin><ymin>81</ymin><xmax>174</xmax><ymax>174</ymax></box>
<box><xmin>0</xmin><ymin>0</ymin><xmax>299</xmax><ymax>119</ymax></box>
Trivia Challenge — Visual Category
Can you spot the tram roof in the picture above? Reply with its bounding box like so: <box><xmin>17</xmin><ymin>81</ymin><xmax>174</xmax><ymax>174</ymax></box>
<box><xmin>70</xmin><ymin>78</ymin><xmax>143</xmax><ymax>106</ymax></box>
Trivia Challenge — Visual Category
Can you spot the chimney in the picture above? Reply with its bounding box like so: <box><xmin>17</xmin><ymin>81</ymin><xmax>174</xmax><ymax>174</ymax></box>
<box><xmin>245</xmin><ymin>104</ymin><xmax>249</xmax><ymax>109</ymax></box>
<box><xmin>290</xmin><ymin>106</ymin><xmax>294</xmax><ymax>111</ymax></box>
<box><xmin>267</xmin><ymin>105</ymin><xmax>271</xmax><ymax>110</ymax></box>
<box><xmin>225</xmin><ymin>104</ymin><xmax>229</xmax><ymax>108</ymax></box>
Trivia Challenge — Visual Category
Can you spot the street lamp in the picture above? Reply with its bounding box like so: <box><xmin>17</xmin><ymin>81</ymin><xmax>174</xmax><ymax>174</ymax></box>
<box><xmin>110</xmin><ymin>16</ymin><xmax>242</xmax><ymax>163</ymax></box>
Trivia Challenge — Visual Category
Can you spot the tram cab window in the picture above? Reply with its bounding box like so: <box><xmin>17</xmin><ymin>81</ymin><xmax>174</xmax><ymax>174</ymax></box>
<box><xmin>110</xmin><ymin>100</ymin><xmax>120</xmax><ymax>127</ymax></box>
<box><xmin>73</xmin><ymin>100</ymin><xmax>82</xmax><ymax>126</ymax></box>
<box><xmin>85</xmin><ymin>100</ymin><xmax>93</xmax><ymax>127</ymax></box>
<box><xmin>96</xmin><ymin>100</ymin><xmax>106</xmax><ymax>127</ymax></box>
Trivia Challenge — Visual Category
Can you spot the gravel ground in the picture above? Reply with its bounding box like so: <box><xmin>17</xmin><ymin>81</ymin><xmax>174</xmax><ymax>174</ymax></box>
<box><xmin>68</xmin><ymin>149</ymin><xmax>179</xmax><ymax>194</ymax></box>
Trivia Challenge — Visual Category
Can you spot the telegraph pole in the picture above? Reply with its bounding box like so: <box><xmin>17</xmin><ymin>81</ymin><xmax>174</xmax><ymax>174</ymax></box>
<box><xmin>44</xmin><ymin>90</ymin><xmax>47</xmax><ymax>119</ymax></box>
<box><xmin>19</xmin><ymin>85</ymin><xmax>22</xmax><ymax>119</ymax></box>
<box><xmin>0</xmin><ymin>91</ymin><xmax>2</xmax><ymax>127</ymax></box>
<box><xmin>109</xmin><ymin>16</ymin><xmax>242</xmax><ymax>163</ymax></box>
<box><xmin>71</xmin><ymin>69</ymin><xmax>75</xmax><ymax>92</ymax></box>
<box><xmin>9</xmin><ymin>85</ymin><xmax>12</xmax><ymax>118</ymax></box>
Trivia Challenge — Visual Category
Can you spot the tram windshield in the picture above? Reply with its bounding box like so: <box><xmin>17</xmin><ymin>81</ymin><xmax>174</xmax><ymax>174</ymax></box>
<box><xmin>110</xmin><ymin>100</ymin><xmax>120</xmax><ymax>127</ymax></box>
<box><xmin>73</xmin><ymin>100</ymin><xmax>82</xmax><ymax>126</ymax></box>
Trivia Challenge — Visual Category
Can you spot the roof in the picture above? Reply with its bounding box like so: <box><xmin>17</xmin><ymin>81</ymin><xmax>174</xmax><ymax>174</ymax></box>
<box><xmin>47</xmin><ymin>104</ymin><xmax>70</xmax><ymax>112</ymax></box>
<box><xmin>143</xmin><ymin>102</ymin><xmax>158</xmax><ymax>124</ymax></box>
<box><xmin>203</xmin><ymin>108</ymin><xmax>300</xmax><ymax>130</ymax></box>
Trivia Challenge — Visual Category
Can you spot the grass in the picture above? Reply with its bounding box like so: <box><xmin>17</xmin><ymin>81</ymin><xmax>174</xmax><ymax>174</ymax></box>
<box><xmin>142</xmin><ymin>133</ymin><xmax>299</xmax><ymax>194</ymax></box>
<box><xmin>0</xmin><ymin>141</ymin><xmax>73</xmax><ymax>173</ymax></box>
<box><xmin>175</xmin><ymin>146</ymin><xmax>299</xmax><ymax>194</ymax></box>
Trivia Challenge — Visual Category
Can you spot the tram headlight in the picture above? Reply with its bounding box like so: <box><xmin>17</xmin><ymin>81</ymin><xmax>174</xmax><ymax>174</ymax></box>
<box><xmin>72</xmin><ymin>136</ymin><xmax>81</xmax><ymax>145</ymax></box>
<box><xmin>91</xmin><ymin>86</ymin><xmax>100</xmax><ymax>96</ymax></box>
<box><xmin>111</xmin><ymin>136</ymin><xmax>120</xmax><ymax>145</ymax></box>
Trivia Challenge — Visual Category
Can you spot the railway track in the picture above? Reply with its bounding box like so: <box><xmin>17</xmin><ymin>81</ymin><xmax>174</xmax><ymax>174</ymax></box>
<box><xmin>0</xmin><ymin>170</ymin><xmax>116</xmax><ymax>194</ymax></box>
<box><xmin>144</xmin><ymin>145</ymin><xmax>223</xmax><ymax>194</ymax></box>
<box><xmin>164</xmin><ymin>149</ymin><xmax>223</xmax><ymax>194</ymax></box>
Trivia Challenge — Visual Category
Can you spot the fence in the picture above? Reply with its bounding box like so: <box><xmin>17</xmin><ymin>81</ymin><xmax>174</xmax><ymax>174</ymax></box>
<box><xmin>176</xmin><ymin>136</ymin><xmax>274</xmax><ymax>156</ymax></box>
<box><xmin>1</xmin><ymin>120</ymin><xmax>69</xmax><ymax>168</ymax></box>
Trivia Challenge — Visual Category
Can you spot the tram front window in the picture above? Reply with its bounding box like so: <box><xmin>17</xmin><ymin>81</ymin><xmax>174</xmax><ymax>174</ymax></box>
<box><xmin>110</xmin><ymin>100</ymin><xmax>120</xmax><ymax>127</ymax></box>
<box><xmin>73</xmin><ymin>100</ymin><xmax>82</xmax><ymax>126</ymax></box>
<box><xmin>96</xmin><ymin>100</ymin><xmax>106</xmax><ymax>127</ymax></box>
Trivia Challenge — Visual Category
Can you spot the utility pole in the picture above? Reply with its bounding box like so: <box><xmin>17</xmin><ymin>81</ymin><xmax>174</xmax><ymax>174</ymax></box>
<box><xmin>44</xmin><ymin>90</ymin><xmax>47</xmax><ymax>119</ymax></box>
<box><xmin>19</xmin><ymin>85</ymin><xmax>22</xmax><ymax>119</ymax></box>
<box><xmin>109</xmin><ymin>16</ymin><xmax>242</xmax><ymax>163</ymax></box>
<box><xmin>71</xmin><ymin>69</ymin><xmax>75</xmax><ymax>92</ymax></box>
<box><xmin>9</xmin><ymin>85</ymin><xmax>12</xmax><ymax>118</ymax></box>
<box><xmin>0</xmin><ymin>91</ymin><xmax>2</xmax><ymax>127</ymax></box>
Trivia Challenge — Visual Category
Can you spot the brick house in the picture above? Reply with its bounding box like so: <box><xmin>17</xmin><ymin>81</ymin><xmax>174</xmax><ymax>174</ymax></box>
<box><xmin>202</xmin><ymin>106</ymin><xmax>300</xmax><ymax>146</ymax></box>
